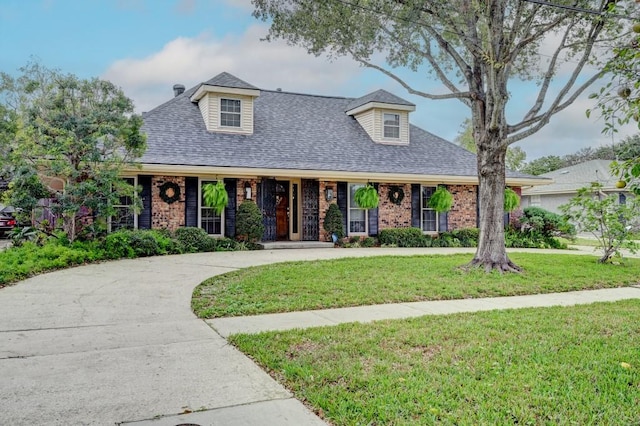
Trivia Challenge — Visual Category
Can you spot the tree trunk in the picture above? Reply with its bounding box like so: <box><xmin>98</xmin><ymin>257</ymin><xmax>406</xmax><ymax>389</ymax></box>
<box><xmin>469</xmin><ymin>142</ymin><xmax>521</xmax><ymax>273</ymax></box>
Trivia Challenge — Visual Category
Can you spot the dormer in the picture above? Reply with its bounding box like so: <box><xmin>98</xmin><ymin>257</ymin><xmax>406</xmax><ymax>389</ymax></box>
<box><xmin>346</xmin><ymin>89</ymin><xmax>416</xmax><ymax>145</ymax></box>
<box><xmin>190</xmin><ymin>72</ymin><xmax>260</xmax><ymax>134</ymax></box>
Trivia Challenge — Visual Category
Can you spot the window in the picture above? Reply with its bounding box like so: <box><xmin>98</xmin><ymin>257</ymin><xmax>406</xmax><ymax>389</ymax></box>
<box><xmin>199</xmin><ymin>180</ymin><xmax>223</xmax><ymax>235</ymax></box>
<box><xmin>383</xmin><ymin>113</ymin><xmax>400</xmax><ymax>139</ymax></box>
<box><xmin>111</xmin><ymin>177</ymin><xmax>136</xmax><ymax>232</ymax></box>
<box><xmin>531</xmin><ymin>195</ymin><xmax>541</xmax><ymax>207</ymax></box>
<box><xmin>421</xmin><ymin>186</ymin><xmax>438</xmax><ymax>232</ymax></box>
<box><xmin>348</xmin><ymin>183</ymin><xmax>367</xmax><ymax>234</ymax></box>
<box><xmin>220</xmin><ymin>98</ymin><xmax>241</xmax><ymax>127</ymax></box>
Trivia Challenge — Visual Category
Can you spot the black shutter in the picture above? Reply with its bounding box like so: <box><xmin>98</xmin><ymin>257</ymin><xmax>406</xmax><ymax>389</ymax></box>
<box><xmin>260</xmin><ymin>178</ymin><xmax>277</xmax><ymax>241</ymax></box>
<box><xmin>439</xmin><ymin>185</ymin><xmax>449</xmax><ymax>232</ymax></box>
<box><xmin>138</xmin><ymin>175</ymin><xmax>152</xmax><ymax>230</ymax></box>
<box><xmin>368</xmin><ymin>183</ymin><xmax>379</xmax><ymax>236</ymax></box>
<box><xmin>224</xmin><ymin>178</ymin><xmax>237</xmax><ymax>238</ymax></box>
<box><xmin>337</xmin><ymin>182</ymin><xmax>348</xmax><ymax>234</ymax></box>
<box><xmin>411</xmin><ymin>184</ymin><xmax>420</xmax><ymax>228</ymax></box>
<box><xmin>185</xmin><ymin>177</ymin><xmax>198</xmax><ymax>228</ymax></box>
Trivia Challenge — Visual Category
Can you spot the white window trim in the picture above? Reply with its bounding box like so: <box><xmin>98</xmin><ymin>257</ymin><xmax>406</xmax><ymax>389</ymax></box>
<box><xmin>421</xmin><ymin>185</ymin><xmax>439</xmax><ymax>234</ymax></box>
<box><xmin>347</xmin><ymin>182</ymin><xmax>368</xmax><ymax>236</ymax></box>
<box><xmin>382</xmin><ymin>111</ymin><xmax>401</xmax><ymax>140</ymax></box>
<box><xmin>198</xmin><ymin>178</ymin><xmax>225</xmax><ymax>237</ymax></box>
<box><xmin>219</xmin><ymin>97</ymin><xmax>242</xmax><ymax>128</ymax></box>
<box><xmin>109</xmin><ymin>176</ymin><xmax>138</xmax><ymax>232</ymax></box>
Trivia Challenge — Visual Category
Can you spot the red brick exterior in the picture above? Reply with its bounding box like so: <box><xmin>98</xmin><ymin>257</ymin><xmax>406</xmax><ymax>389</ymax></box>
<box><xmin>378</xmin><ymin>183</ymin><xmax>412</xmax><ymax>229</ymax></box>
<box><xmin>319</xmin><ymin>180</ymin><xmax>337</xmax><ymax>241</ymax></box>
<box><xmin>143</xmin><ymin>175</ymin><xmax>487</xmax><ymax>238</ymax></box>
<box><xmin>447</xmin><ymin>184</ymin><xmax>477</xmax><ymax>230</ymax></box>
<box><xmin>151</xmin><ymin>176</ymin><xmax>185</xmax><ymax>231</ymax></box>
<box><xmin>237</xmin><ymin>178</ymin><xmax>258</xmax><ymax>207</ymax></box>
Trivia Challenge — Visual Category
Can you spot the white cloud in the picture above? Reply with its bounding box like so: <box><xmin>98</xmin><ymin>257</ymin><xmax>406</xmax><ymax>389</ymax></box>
<box><xmin>102</xmin><ymin>25</ymin><xmax>362</xmax><ymax>112</ymax></box>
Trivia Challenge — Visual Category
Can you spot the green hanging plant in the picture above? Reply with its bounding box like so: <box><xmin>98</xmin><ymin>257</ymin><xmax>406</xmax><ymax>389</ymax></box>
<box><xmin>428</xmin><ymin>186</ymin><xmax>453</xmax><ymax>213</ymax></box>
<box><xmin>202</xmin><ymin>181</ymin><xmax>229</xmax><ymax>215</ymax></box>
<box><xmin>504</xmin><ymin>187</ymin><xmax>520</xmax><ymax>212</ymax></box>
<box><xmin>354</xmin><ymin>184</ymin><xmax>379</xmax><ymax>209</ymax></box>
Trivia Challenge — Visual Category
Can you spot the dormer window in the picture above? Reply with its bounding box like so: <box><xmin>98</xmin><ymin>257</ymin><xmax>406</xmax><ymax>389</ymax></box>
<box><xmin>383</xmin><ymin>113</ymin><xmax>400</xmax><ymax>139</ymax></box>
<box><xmin>220</xmin><ymin>98</ymin><xmax>241</xmax><ymax>127</ymax></box>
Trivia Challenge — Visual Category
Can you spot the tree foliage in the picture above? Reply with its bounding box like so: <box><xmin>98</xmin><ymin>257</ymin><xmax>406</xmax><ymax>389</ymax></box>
<box><xmin>0</xmin><ymin>62</ymin><xmax>146</xmax><ymax>241</ymax></box>
<box><xmin>520</xmin><ymin>134</ymin><xmax>640</xmax><ymax>175</ymax></box>
<box><xmin>560</xmin><ymin>183</ymin><xmax>639</xmax><ymax>263</ymax></box>
<box><xmin>455</xmin><ymin>118</ymin><xmax>526</xmax><ymax>170</ymax></box>
<box><xmin>253</xmin><ymin>0</ymin><xmax>628</xmax><ymax>272</ymax></box>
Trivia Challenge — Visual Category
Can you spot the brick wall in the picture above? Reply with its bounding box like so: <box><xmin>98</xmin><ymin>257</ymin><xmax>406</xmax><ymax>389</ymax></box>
<box><xmin>378</xmin><ymin>183</ymin><xmax>412</xmax><ymax>229</ymax></box>
<box><xmin>151</xmin><ymin>176</ymin><xmax>185</xmax><ymax>231</ymax></box>
<box><xmin>319</xmin><ymin>180</ymin><xmax>337</xmax><ymax>241</ymax></box>
<box><xmin>236</xmin><ymin>178</ymin><xmax>258</xmax><ymax>207</ymax></box>
<box><xmin>447</xmin><ymin>184</ymin><xmax>477</xmax><ymax>230</ymax></box>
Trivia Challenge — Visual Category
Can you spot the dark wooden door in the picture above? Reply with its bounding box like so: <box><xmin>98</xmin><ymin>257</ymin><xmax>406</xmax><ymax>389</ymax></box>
<box><xmin>275</xmin><ymin>181</ymin><xmax>289</xmax><ymax>240</ymax></box>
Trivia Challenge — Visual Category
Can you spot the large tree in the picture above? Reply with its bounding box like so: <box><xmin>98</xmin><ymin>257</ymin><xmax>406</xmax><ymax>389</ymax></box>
<box><xmin>253</xmin><ymin>0</ymin><xmax>630</xmax><ymax>271</ymax></box>
<box><xmin>0</xmin><ymin>63</ymin><xmax>146</xmax><ymax>241</ymax></box>
<box><xmin>455</xmin><ymin>118</ymin><xmax>526</xmax><ymax>170</ymax></box>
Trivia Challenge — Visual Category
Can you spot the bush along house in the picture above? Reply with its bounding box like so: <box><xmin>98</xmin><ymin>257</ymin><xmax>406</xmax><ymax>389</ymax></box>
<box><xmin>122</xmin><ymin>72</ymin><xmax>547</xmax><ymax>242</ymax></box>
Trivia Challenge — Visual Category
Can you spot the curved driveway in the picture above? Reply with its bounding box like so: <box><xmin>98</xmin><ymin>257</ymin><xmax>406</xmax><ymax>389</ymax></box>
<box><xmin>0</xmin><ymin>246</ymin><xmax>624</xmax><ymax>425</ymax></box>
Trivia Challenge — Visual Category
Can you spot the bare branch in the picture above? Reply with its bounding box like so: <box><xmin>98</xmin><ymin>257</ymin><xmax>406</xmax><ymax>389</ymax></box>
<box><xmin>506</xmin><ymin>71</ymin><xmax>604</xmax><ymax>144</ymax></box>
<box><xmin>349</xmin><ymin>52</ymin><xmax>472</xmax><ymax>101</ymax></box>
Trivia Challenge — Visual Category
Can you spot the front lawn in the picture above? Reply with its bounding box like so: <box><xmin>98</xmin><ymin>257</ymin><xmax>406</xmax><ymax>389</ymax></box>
<box><xmin>192</xmin><ymin>253</ymin><xmax>640</xmax><ymax>318</ymax></box>
<box><xmin>231</xmin><ymin>300</ymin><xmax>640</xmax><ymax>425</ymax></box>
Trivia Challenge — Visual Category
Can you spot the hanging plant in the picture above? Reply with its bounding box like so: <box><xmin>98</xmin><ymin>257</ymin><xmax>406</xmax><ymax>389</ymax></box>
<box><xmin>158</xmin><ymin>181</ymin><xmax>181</xmax><ymax>204</ymax></box>
<box><xmin>354</xmin><ymin>184</ymin><xmax>379</xmax><ymax>209</ymax></box>
<box><xmin>428</xmin><ymin>186</ymin><xmax>453</xmax><ymax>213</ymax></box>
<box><xmin>504</xmin><ymin>187</ymin><xmax>520</xmax><ymax>212</ymax></box>
<box><xmin>388</xmin><ymin>185</ymin><xmax>405</xmax><ymax>205</ymax></box>
<box><xmin>202</xmin><ymin>181</ymin><xmax>229</xmax><ymax>215</ymax></box>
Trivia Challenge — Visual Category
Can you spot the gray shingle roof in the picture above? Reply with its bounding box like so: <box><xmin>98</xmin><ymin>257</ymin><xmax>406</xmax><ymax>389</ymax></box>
<box><xmin>201</xmin><ymin>72</ymin><xmax>258</xmax><ymax>90</ymax></box>
<box><xmin>140</xmin><ymin>76</ymin><xmax>538</xmax><ymax>181</ymax></box>
<box><xmin>523</xmin><ymin>159</ymin><xmax>618</xmax><ymax>194</ymax></box>
<box><xmin>346</xmin><ymin>89</ymin><xmax>415</xmax><ymax>112</ymax></box>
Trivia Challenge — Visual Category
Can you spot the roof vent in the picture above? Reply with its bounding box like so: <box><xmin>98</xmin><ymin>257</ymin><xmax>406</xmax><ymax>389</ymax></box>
<box><xmin>173</xmin><ymin>84</ymin><xmax>185</xmax><ymax>97</ymax></box>
<box><xmin>276</xmin><ymin>88</ymin><xmax>282</xmax><ymax>92</ymax></box>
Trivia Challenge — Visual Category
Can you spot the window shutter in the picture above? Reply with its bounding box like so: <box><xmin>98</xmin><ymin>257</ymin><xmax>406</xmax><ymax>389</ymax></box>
<box><xmin>138</xmin><ymin>175</ymin><xmax>152</xmax><ymax>230</ymax></box>
<box><xmin>439</xmin><ymin>185</ymin><xmax>449</xmax><ymax>232</ymax></box>
<box><xmin>368</xmin><ymin>182</ymin><xmax>379</xmax><ymax>236</ymax></box>
<box><xmin>185</xmin><ymin>177</ymin><xmax>198</xmax><ymax>228</ymax></box>
<box><xmin>224</xmin><ymin>178</ymin><xmax>237</xmax><ymax>238</ymax></box>
<box><xmin>337</xmin><ymin>182</ymin><xmax>348</xmax><ymax>233</ymax></box>
<box><xmin>411</xmin><ymin>184</ymin><xmax>420</xmax><ymax>228</ymax></box>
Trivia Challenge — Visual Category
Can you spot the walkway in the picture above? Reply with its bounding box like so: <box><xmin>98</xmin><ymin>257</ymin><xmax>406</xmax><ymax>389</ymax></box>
<box><xmin>0</xmin><ymin>246</ymin><xmax>638</xmax><ymax>425</ymax></box>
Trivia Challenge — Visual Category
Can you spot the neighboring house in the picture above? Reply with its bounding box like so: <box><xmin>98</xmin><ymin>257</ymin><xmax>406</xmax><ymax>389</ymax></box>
<box><xmin>124</xmin><ymin>72</ymin><xmax>546</xmax><ymax>241</ymax></box>
<box><xmin>521</xmin><ymin>159</ymin><xmax>630</xmax><ymax>214</ymax></box>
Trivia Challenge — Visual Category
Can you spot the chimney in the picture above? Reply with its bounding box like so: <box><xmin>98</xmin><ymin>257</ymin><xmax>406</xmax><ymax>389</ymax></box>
<box><xmin>173</xmin><ymin>84</ymin><xmax>185</xmax><ymax>97</ymax></box>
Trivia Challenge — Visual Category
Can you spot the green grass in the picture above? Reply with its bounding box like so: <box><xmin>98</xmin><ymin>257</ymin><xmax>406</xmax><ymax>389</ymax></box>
<box><xmin>231</xmin><ymin>300</ymin><xmax>640</xmax><ymax>425</ymax></box>
<box><xmin>192</xmin><ymin>253</ymin><xmax>640</xmax><ymax>318</ymax></box>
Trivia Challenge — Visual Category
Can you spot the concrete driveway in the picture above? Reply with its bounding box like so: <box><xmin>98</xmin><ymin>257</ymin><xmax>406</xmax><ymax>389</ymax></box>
<box><xmin>0</xmin><ymin>249</ymin><xmax>350</xmax><ymax>425</ymax></box>
<box><xmin>0</xmin><ymin>246</ymin><xmax>623</xmax><ymax>425</ymax></box>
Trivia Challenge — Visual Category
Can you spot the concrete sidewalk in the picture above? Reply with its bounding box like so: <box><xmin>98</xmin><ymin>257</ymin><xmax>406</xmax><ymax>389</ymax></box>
<box><xmin>208</xmin><ymin>287</ymin><xmax>640</xmax><ymax>338</ymax></box>
<box><xmin>0</xmin><ymin>246</ymin><xmax>638</xmax><ymax>425</ymax></box>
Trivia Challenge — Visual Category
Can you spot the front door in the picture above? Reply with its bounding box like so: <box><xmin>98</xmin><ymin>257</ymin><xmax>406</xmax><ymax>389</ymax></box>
<box><xmin>275</xmin><ymin>181</ymin><xmax>289</xmax><ymax>240</ymax></box>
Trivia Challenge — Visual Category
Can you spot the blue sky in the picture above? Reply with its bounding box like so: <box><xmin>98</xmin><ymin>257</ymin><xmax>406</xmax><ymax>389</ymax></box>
<box><xmin>1</xmin><ymin>0</ymin><xmax>636</xmax><ymax>160</ymax></box>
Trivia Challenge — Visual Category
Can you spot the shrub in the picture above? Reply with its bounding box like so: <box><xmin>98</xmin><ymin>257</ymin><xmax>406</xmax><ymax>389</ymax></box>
<box><xmin>504</xmin><ymin>228</ymin><xmax>567</xmax><ymax>249</ymax></box>
<box><xmin>361</xmin><ymin>236</ymin><xmax>376</xmax><ymax>248</ymax></box>
<box><xmin>379</xmin><ymin>227</ymin><xmax>428</xmax><ymax>247</ymax></box>
<box><xmin>236</xmin><ymin>201</ymin><xmax>265</xmax><ymax>242</ymax></box>
<box><xmin>174</xmin><ymin>227</ymin><xmax>216</xmax><ymax>253</ymax></box>
<box><xmin>444</xmin><ymin>228</ymin><xmax>479</xmax><ymax>247</ymax></box>
<box><xmin>104</xmin><ymin>229</ymin><xmax>177</xmax><ymax>259</ymax></box>
<box><xmin>519</xmin><ymin>207</ymin><xmax>576</xmax><ymax>238</ymax></box>
<box><xmin>323</xmin><ymin>203</ymin><xmax>345</xmax><ymax>240</ymax></box>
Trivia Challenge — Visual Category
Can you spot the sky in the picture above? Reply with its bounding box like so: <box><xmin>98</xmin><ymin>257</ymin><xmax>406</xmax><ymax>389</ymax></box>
<box><xmin>1</xmin><ymin>0</ymin><xmax>637</xmax><ymax>161</ymax></box>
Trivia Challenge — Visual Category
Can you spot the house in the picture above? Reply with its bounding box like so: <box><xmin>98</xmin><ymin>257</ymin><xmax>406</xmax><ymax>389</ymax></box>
<box><xmin>123</xmin><ymin>72</ymin><xmax>546</xmax><ymax>241</ymax></box>
<box><xmin>521</xmin><ymin>159</ymin><xmax>630</xmax><ymax>214</ymax></box>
